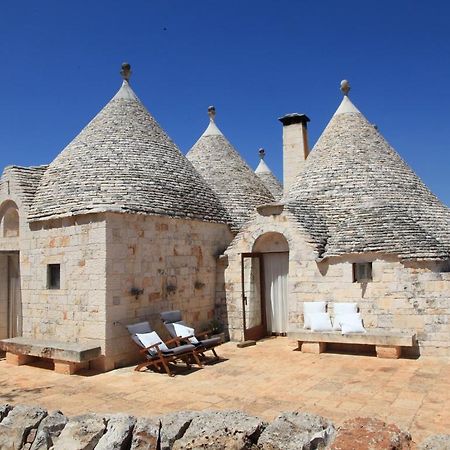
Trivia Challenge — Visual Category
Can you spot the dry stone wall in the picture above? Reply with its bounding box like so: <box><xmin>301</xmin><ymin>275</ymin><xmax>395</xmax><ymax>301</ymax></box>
<box><xmin>225</xmin><ymin>211</ymin><xmax>450</xmax><ymax>356</ymax></box>
<box><xmin>2</xmin><ymin>403</ymin><xmax>448</xmax><ymax>449</ymax></box>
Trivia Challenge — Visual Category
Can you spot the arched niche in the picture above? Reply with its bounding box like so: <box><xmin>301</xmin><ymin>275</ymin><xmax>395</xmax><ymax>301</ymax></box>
<box><xmin>253</xmin><ymin>232</ymin><xmax>289</xmax><ymax>253</ymax></box>
<box><xmin>0</xmin><ymin>201</ymin><xmax>20</xmax><ymax>238</ymax></box>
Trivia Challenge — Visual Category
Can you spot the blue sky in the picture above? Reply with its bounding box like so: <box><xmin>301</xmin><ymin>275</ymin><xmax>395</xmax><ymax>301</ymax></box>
<box><xmin>1</xmin><ymin>1</ymin><xmax>449</xmax><ymax>206</ymax></box>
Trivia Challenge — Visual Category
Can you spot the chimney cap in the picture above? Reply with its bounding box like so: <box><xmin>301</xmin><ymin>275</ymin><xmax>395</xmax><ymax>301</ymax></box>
<box><xmin>278</xmin><ymin>113</ymin><xmax>310</xmax><ymax>126</ymax></box>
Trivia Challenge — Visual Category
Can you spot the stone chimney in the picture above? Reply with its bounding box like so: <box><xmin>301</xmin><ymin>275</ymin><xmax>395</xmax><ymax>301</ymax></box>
<box><xmin>278</xmin><ymin>113</ymin><xmax>310</xmax><ymax>194</ymax></box>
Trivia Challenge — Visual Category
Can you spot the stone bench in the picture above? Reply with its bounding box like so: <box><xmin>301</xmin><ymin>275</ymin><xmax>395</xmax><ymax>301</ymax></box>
<box><xmin>294</xmin><ymin>330</ymin><xmax>416</xmax><ymax>359</ymax></box>
<box><xmin>0</xmin><ymin>337</ymin><xmax>102</xmax><ymax>375</ymax></box>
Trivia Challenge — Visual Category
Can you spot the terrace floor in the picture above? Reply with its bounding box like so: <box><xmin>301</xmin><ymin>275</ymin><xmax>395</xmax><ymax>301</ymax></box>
<box><xmin>0</xmin><ymin>337</ymin><xmax>449</xmax><ymax>444</ymax></box>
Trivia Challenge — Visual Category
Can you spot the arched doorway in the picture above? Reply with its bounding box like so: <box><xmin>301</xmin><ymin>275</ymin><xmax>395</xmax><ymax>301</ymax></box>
<box><xmin>253</xmin><ymin>233</ymin><xmax>289</xmax><ymax>336</ymax></box>
<box><xmin>0</xmin><ymin>201</ymin><xmax>22</xmax><ymax>338</ymax></box>
<box><xmin>241</xmin><ymin>232</ymin><xmax>289</xmax><ymax>341</ymax></box>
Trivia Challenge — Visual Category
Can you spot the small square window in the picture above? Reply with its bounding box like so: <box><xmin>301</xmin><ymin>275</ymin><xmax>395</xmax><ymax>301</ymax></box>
<box><xmin>47</xmin><ymin>264</ymin><xmax>60</xmax><ymax>289</ymax></box>
<box><xmin>353</xmin><ymin>262</ymin><xmax>372</xmax><ymax>282</ymax></box>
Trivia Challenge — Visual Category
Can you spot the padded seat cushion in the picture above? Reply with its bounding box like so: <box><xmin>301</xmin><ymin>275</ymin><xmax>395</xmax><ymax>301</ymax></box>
<box><xmin>198</xmin><ymin>337</ymin><xmax>222</xmax><ymax>348</ymax></box>
<box><xmin>163</xmin><ymin>344</ymin><xmax>196</xmax><ymax>355</ymax></box>
<box><xmin>161</xmin><ymin>310</ymin><xmax>183</xmax><ymax>324</ymax></box>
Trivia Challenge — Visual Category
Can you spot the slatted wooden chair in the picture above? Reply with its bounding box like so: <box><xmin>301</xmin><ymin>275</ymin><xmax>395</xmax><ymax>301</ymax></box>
<box><xmin>126</xmin><ymin>321</ymin><xmax>203</xmax><ymax>377</ymax></box>
<box><xmin>160</xmin><ymin>310</ymin><xmax>222</xmax><ymax>360</ymax></box>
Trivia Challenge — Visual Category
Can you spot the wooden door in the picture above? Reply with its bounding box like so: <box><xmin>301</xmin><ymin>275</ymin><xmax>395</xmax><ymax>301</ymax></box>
<box><xmin>241</xmin><ymin>253</ymin><xmax>267</xmax><ymax>341</ymax></box>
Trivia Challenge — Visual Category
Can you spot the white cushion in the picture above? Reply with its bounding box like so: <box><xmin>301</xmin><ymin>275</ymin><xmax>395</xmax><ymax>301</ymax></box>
<box><xmin>136</xmin><ymin>331</ymin><xmax>169</xmax><ymax>353</ymax></box>
<box><xmin>173</xmin><ymin>323</ymin><xmax>199</xmax><ymax>344</ymax></box>
<box><xmin>340</xmin><ymin>315</ymin><xmax>366</xmax><ymax>334</ymax></box>
<box><xmin>332</xmin><ymin>313</ymin><xmax>362</xmax><ymax>331</ymax></box>
<box><xmin>333</xmin><ymin>303</ymin><xmax>358</xmax><ymax>315</ymax></box>
<box><xmin>303</xmin><ymin>302</ymin><xmax>327</xmax><ymax>329</ymax></box>
<box><xmin>309</xmin><ymin>312</ymin><xmax>333</xmax><ymax>332</ymax></box>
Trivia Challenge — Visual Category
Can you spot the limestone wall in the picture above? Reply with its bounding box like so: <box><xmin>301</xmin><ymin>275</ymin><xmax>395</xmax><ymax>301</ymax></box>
<box><xmin>104</xmin><ymin>213</ymin><xmax>233</xmax><ymax>368</ymax></box>
<box><xmin>20</xmin><ymin>215</ymin><xmax>108</xmax><ymax>350</ymax></box>
<box><xmin>224</xmin><ymin>210</ymin><xmax>450</xmax><ymax>356</ymax></box>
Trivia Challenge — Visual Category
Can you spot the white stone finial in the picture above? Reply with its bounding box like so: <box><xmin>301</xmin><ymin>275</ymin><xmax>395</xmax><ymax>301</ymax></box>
<box><xmin>208</xmin><ymin>105</ymin><xmax>216</xmax><ymax>121</ymax></box>
<box><xmin>259</xmin><ymin>148</ymin><xmax>266</xmax><ymax>160</ymax></box>
<box><xmin>121</xmin><ymin>62</ymin><xmax>131</xmax><ymax>82</ymax></box>
<box><xmin>340</xmin><ymin>80</ymin><xmax>350</xmax><ymax>96</ymax></box>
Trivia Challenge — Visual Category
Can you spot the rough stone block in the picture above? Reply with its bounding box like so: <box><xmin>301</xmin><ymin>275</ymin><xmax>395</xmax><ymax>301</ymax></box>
<box><xmin>0</xmin><ymin>405</ymin><xmax>47</xmax><ymax>450</ymax></box>
<box><xmin>159</xmin><ymin>411</ymin><xmax>197</xmax><ymax>450</ymax></box>
<box><xmin>30</xmin><ymin>410</ymin><xmax>67</xmax><ymax>450</ymax></box>
<box><xmin>172</xmin><ymin>410</ymin><xmax>265</xmax><ymax>449</ymax></box>
<box><xmin>419</xmin><ymin>434</ymin><xmax>450</xmax><ymax>450</ymax></box>
<box><xmin>301</xmin><ymin>342</ymin><xmax>326</xmax><ymax>354</ymax></box>
<box><xmin>0</xmin><ymin>403</ymin><xmax>12</xmax><ymax>421</ymax></box>
<box><xmin>95</xmin><ymin>414</ymin><xmax>136</xmax><ymax>450</ymax></box>
<box><xmin>258</xmin><ymin>411</ymin><xmax>335</xmax><ymax>450</ymax></box>
<box><xmin>329</xmin><ymin>417</ymin><xmax>412</xmax><ymax>449</ymax></box>
<box><xmin>130</xmin><ymin>416</ymin><xmax>160</xmax><ymax>450</ymax></box>
<box><xmin>376</xmin><ymin>345</ymin><xmax>401</xmax><ymax>359</ymax></box>
<box><xmin>6</xmin><ymin>352</ymin><xmax>36</xmax><ymax>366</ymax></box>
<box><xmin>90</xmin><ymin>355</ymin><xmax>115</xmax><ymax>373</ymax></box>
<box><xmin>53</xmin><ymin>360</ymin><xmax>88</xmax><ymax>375</ymax></box>
<box><xmin>52</xmin><ymin>414</ymin><xmax>106</xmax><ymax>450</ymax></box>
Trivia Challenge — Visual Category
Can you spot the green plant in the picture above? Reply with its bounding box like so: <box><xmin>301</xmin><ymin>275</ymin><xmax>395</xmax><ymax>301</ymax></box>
<box><xmin>209</xmin><ymin>318</ymin><xmax>224</xmax><ymax>334</ymax></box>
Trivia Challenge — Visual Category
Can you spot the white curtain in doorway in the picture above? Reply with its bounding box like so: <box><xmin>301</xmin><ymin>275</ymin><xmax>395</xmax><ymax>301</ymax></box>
<box><xmin>263</xmin><ymin>253</ymin><xmax>288</xmax><ymax>334</ymax></box>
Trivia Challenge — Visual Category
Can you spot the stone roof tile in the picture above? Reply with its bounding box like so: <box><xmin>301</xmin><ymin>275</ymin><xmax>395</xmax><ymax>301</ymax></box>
<box><xmin>255</xmin><ymin>150</ymin><xmax>283</xmax><ymax>200</ymax></box>
<box><xmin>286</xmin><ymin>94</ymin><xmax>450</xmax><ymax>260</ymax></box>
<box><xmin>187</xmin><ymin>114</ymin><xmax>274</xmax><ymax>231</ymax></box>
<box><xmin>0</xmin><ymin>165</ymin><xmax>48</xmax><ymax>208</ymax></box>
<box><xmin>28</xmin><ymin>80</ymin><xmax>229</xmax><ymax>224</ymax></box>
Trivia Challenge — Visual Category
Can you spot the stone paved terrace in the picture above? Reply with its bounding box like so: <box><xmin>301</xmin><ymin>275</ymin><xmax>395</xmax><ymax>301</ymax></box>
<box><xmin>0</xmin><ymin>338</ymin><xmax>449</xmax><ymax>444</ymax></box>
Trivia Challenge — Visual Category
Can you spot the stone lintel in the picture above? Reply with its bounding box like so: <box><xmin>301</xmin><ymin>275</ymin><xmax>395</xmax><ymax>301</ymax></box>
<box><xmin>0</xmin><ymin>337</ymin><xmax>102</xmax><ymax>363</ymax></box>
<box><xmin>292</xmin><ymin>331</ymin><xmax>415</xmax><ymax>347</ymax></box>
<box><xmin>256</xmin><ymin>203</ymin><xmax>284</xmax><ymax>216</ymax></box>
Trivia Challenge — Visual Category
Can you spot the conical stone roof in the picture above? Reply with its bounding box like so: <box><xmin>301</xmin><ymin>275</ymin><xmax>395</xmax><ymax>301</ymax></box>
<box><xmin>286</xmin><ymin>86</ymin><xmax>450</xmax><ymax>260</ymax></box>
<box><xmin>29</xmin><ymin>72</ymin><xmax>229</xmax><ymax>224</ymax></box>
<box><xmin>255</xmin><ymin>149</ymin><xmax>283</xmax><ymax>200</ymax></box>
<box><xmin>186</xmin><ymin>108</ymin><xmax>274</xmax><ymax>231</ymax></box>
